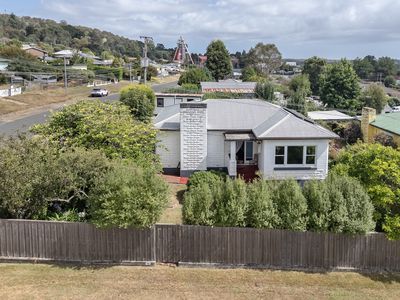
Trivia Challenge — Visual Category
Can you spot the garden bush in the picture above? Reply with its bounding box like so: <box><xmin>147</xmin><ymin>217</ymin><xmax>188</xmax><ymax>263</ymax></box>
<box><xmin>303</xmin><ymin>179</ymin><xmax>331</xmax><ymax>231</ymax></box>
<box><xmin>271</xmin><ymin>179</ymin><xmax>308</xmax><ymax>231</ymax></box>
<box><xmin>246</xmin><ymin>179</ymin><xmax>279</xmax><ymax>229</ymax></box>
<box><xmin>88</xmin><ymin>162</ymin><xmax>169</xmax><ymax>228</ymax></box>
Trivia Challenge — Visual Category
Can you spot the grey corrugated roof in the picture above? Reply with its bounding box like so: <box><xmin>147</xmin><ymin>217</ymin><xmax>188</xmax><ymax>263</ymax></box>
<box><xmin>154</xmin><ymin>99</ymin><xmax>338</xmax><ymax>139</ymax></box>
<box><xmin>307</xmin><ymin>110</ymin><xmax>354</xmax><ymax>121</ymax></box>
<box><xmin>201</xmin><ymin>81</ymin><xmax>256</xmax><ymax>93</ymax></box>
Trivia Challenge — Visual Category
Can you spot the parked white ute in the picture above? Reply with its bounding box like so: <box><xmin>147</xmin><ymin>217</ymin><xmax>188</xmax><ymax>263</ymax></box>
<box><xmin>91</xmin><ymin>88</ymin><xmax>109</xmax><ymax>97</ymax></box>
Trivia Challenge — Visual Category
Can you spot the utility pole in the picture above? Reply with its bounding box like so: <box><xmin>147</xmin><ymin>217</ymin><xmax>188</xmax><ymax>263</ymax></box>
<box><xmin>63</xmin><ymin>56</ymin><xmax>68</xmax><ymax>91</ymax></box>
<box><xmin>140</xmin><ymin>36</ymin><xmax>153</xmax><ymax>85</ymax></box>
<box><xmin>129</xmin><ymin>63</ymin><xmax>132</xmax><ymax>83</ymax></box>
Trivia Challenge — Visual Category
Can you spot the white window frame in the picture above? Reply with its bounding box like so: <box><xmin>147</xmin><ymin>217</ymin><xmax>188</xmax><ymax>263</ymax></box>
<box><xmin>274</xmin><ymin>145</ymin><xmax>317</xmax><ymax>167</ymax></box>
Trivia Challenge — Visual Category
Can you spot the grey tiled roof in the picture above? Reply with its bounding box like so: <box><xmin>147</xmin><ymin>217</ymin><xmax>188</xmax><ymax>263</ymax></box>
<box><xmin>154</xmin><ymin>99</ymin><xmax>338</xmax><ymax>139</ymax></box>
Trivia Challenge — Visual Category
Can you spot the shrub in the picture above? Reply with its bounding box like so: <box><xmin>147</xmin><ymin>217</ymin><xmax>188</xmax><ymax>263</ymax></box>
<box><xmin>303</xmin><ymin>179</ymin><xmax>330</xmax><ymax>231</ymax></box>
<box><xmin>271</xmin><ymin>179</ymin><xmax>308</xmax><ymax>231</ymax></box>
<box><xmin>88</xmin><ymin>163</ymin><xmax>169</xmax><ymax>228</ymax></box>
<box><xmin>187</xmin><ymin>170</ymin><xmax>225</xmax><ymax>190</ymax></box>
<box><xmin>215</xmin><ymin>178</ymin><xmax>248</xmax><ymax>227</ymax></box>
<box><xmin>326</xmin><ymin>173</ymin><xmax>375</xmax><ymax>234</ymax></box>
<box><xmin>373</xmin><ymin>133</ymin><xmax>397</xmax><ymax>149</ymax></box>
<box><xmin>119</xmin><ymin>84</ymin><xmax>156</xmax><ymax>122</ymax></box>
<box><xmin>0</xmin><ymin>136</ymin><xmax>111</xmax><ymax>219</ymax></box>
<box><xmin>246</xmin><ymin>179</ymin><xmax>279</xmax><ymax>229</ymax></box>
<box><xmin>183</xmin><ymin>183</ymin><xmax>216</xmax><ymax>226</ymax></box>
<box><xmin>32</xmin><ymin>100</ymin><xmax>158</xmax><ymax>167</ymax></box>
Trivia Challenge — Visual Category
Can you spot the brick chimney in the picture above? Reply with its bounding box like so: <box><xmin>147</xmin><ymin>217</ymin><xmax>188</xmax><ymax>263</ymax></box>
<box><xmin>361</xmin><ymin>107</ymin><xmax>376</xmax><ymax>142</ymax></box>
<box><xmin>180</xmin><ymin>103</ymin><xmax>207</xmax><ymax>177</ymax></box>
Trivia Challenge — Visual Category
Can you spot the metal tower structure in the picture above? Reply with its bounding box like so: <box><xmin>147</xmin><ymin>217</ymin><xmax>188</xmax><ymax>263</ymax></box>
<box><xmin>173</xmin><ymin>36</ymin><xmax>194</xmax><ymax>65</ymax></box>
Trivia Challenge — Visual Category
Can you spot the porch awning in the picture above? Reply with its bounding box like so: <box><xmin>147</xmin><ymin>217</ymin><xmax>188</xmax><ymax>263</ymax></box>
<box><xmin>224</xmin><ymin>133</ymin><xmax>255</xmax><ymax>141</ymax></box>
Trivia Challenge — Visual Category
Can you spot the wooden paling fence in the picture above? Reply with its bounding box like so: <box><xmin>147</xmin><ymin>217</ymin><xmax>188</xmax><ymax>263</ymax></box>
<box><xmin>1</xmin><ymin>219</ymin><xmax>400</xmax><ymax>272</ymax></box>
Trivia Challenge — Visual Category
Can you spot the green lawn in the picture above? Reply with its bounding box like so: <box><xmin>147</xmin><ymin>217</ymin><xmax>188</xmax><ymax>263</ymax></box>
<box><xmin>0</xmin><ymin>263</ymin><xmax>399</xmax><ymax>299</ymax></box>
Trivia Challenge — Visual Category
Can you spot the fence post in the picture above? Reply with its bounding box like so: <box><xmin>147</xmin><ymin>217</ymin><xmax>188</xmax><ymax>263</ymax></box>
<box><xmin>153</xmin><ymin>225</ymin><xmax>157</xmax><ymax>263</ymax></box>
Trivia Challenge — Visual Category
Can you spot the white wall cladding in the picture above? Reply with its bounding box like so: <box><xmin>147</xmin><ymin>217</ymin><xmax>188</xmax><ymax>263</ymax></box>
<box><xmin>260</xmin><ymin>139</ymin><xmax>330</xmax><ymax>180</ymax></box>
<box><xmin>207</xmin><ymin>131</ymin><xmax>226</xmax><ymax>168</ymax></box>
<box><xmin>180</xmin><ymin>103</ymin><xmax>207</xmax><ymax>176</ymax></box>
<box><xmin>156</xmin><ymin>131</ymin><xmax>181</xmax><ymax>168</ymax></box>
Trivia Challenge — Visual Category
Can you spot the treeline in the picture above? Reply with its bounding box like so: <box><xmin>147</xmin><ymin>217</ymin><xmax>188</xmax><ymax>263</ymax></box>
<box><xmin>0</xmin><ymin>13</ymin><xmax>173</xmax><ymax>60</ymax></box>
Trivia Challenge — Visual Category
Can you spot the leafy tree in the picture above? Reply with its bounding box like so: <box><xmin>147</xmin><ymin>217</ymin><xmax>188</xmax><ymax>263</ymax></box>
<box><xmin>332</xmin><ymin>143</ymin><xmax>400</xmax><ymax>238</ymax></box>
<box><xmin>384</xmin><ymin>75</ymin><xmax>396</xmax><ymax>87</ymax></box>
<box><xmin>286</xmin><ymin>91</ymin><xmax>308</xmax><ymax>115</ymax></box>
<box><xmin>32</xmin><ymin>100</ymin><xmax>158</xmax><ymax>165</ymax></box>
<box><xmin>178</xmin><ymin>66</ymin><xmax>213</xmax><ymax>86</ymax></box>
<box><xmin>302</xmin><ymin>56</ymin><xmax>326</xmax><ymax>95</ymax></box>
<box><xmin>247</xmin><ymin>43</ymin><xmax>282</xmax><ymax>75</ymax></box>
<box><xmin>119</xmin><ymin>84</ymin><xmax>156</xmax><ymax>121</ymax></box>
<box><xmin>88</xmin><ymin>162</ymin><xmax>169</xmax><ymax>228</ymax></box>
<box><xmin>360</xmin><ymin>83</ymin><xmax>388</xmax><ymax>113</ymax></box>
<box><xmin>241</xmin><ymin>66</ymin><xmax>257</xmax><ymax>81</ymax></box>
<box><xmin>205</xmin><ymin>40</ymin><xmax>232</xmax><ymax>80</ymax></box>
<box><xmin>271</xmin><ymin>179</ymin><xmax>308</xmax><ymax>231</ymax></box>
<box><xmin>246</xmin><ymin>179</ymin><xmax>279</xmax><ymax>228</ymax></box>
<box><xmin>303</xmin><ymin>180</ymin><xmax>330</xmax><ymax>231</ymax></box>
<box><xmin>319</xmin><ymin>59</ymin><xmax>361</xmax><ymax>110</ymax></box>
<box><xmin>377</xmin><ymin>57</ymin><xmax>397</xmax><ymax>78</ymax></box>
<box><xmin>0</xmin><ymin>45</ymin><xmax>36</xmax><ymax>60</ymax></box>
<box><xmin>289</xmin><ymin>74</ymin><xmax>311</xmax><ymax>97</ymax></box>
<box><xmin>255</xmin><ymin>81</ymin><xmax>275</xmax><ymax>102</ymax></box>
<box><xmin>353</xmin><ymin>57</ymin><xmax>375</xmax><ymax>80</ymax></box>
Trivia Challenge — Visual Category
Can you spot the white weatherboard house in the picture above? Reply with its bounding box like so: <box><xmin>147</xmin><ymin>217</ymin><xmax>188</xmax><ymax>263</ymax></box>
<box><xmin>154</xmin><ymin>99</ymin><xmax>338</xmax><ymax>180</ymax></box>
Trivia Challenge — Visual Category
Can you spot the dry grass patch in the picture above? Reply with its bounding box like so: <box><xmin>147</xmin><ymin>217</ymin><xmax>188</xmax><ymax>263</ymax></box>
<box><xmin>0</xmin><ymin>81</ymin><xmax>130</xmax><ymax>116</ymax></box>
<box><xmin>159</xmin><ymin>179</ymin><xmax>185</xmax><ymax>224</ymax></box>
<box><xmin>0</xmin><ymin>263</ymin><xmax>399</xmax><ymax>300</ymax></box>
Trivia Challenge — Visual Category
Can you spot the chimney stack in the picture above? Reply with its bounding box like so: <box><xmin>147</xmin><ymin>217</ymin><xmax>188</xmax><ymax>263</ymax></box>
<box><xmin>361</xmin><ymin>107</ymin><xmax>376</xmax><ymax>142</ymax></box>
<box><xmin>180</xmin><ymin>102</ymin><xmax>207</xmax><ymax>177</ymax></box>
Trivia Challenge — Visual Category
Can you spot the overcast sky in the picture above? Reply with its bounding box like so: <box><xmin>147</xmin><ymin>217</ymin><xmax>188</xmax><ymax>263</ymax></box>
<box><xmin>2</xmin><ymin>0</ymin><xmax>400</xmax><ymax>59</ymax></box>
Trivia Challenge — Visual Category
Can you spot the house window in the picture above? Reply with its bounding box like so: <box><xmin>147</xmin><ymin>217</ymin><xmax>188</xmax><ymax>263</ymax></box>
<box><xmin>187</xmin><ymin>98</ymin><xmax>194</xmax><ymax>102</ymax></box>
<box><xmin>287</xmin><ymin>146</ymin><xmax>304</xmax><ymax>164</ymax></box>
<box><xmin>274</xmin><ymin>145</ymin><xmax>317</xmax><ymax>165</ymax></box>
<box><xmin>175</xmin><ymin>97</ymin><xmax>183</xmax><ymax>104</ymax></box>
<box><xmin>275</xmin><ymin>146</ymin><xmax>285</xmax><ymax>165</ymax></box>
<box><xmin>157</xmin><ymin>98</ymin><xmax>164</xmax><ymax>107</ymax></box>
<box><xmin>306</xmin><ymin>146</ymin><xmax>316</xmax><ymax>165</ymax></box>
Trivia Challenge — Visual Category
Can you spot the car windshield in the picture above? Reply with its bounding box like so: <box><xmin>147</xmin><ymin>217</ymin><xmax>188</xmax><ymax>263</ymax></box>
<box><xmin>92</xmin><ymin>89</ymin><xmax>101</xmax><ymax>91</ymax></box>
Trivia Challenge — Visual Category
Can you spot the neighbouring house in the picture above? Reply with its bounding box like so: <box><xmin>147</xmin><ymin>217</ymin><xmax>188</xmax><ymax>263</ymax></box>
<box><xmin>68</xmin><ymin>64</ymin><xmax>88</xmax><ymax>71</ymax></box>
<box><xmin>200</xmin><ymin>80</ymin><xmax>256</xmax><ymax>97</ymax></box>
<box><xmin>22</xmin><ymin>44</ymin><xmax>48</xmax><ymax>60</ymax></box>
<box><xmin>53</xmin><ymin>49</ymin><xmax>76</xmax><ymax>58</ymax></box>
<box><xmin>154</xmin><ymin>93</ymin><xmax>203</xmax><ymax>115</ymax></box>
<box><xmin>307</xmin><ymin>110</ymin><xmax>355</xmax><ymax>122</ymax></box>
<box><xmin>0</xmin><ymin>57</ymin><xmax>10</xmax><ymax>71</ymax></box>
<box><xmin>32</xmin><ymin>74</ymin><xmax>57</xmax><ymax>84</ymax></box>
<box><xmin>92</xmin><ymin>59</ymin><xmax>113</xmax><ymax>66</ymax></box>
<box><xmin>361</xmin><ymin>107</ymin><xmax>400</xmax><ymax>145</ymax></box>
<box><xmin>154</xmin><ymin>99</ymin><xmax>338</xmax><ymax>180</ymax></box>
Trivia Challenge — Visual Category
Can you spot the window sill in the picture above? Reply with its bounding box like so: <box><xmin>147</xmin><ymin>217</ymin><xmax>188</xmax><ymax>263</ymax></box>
<box><xmin>274</xmin><ymin>167</ymin><xmax>317</xmax><ymax>171</ymax></box>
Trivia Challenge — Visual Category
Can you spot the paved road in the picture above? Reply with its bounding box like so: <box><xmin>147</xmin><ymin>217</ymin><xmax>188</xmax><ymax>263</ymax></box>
<box><xmin>0</xmin><ymin>81</ymin><xmax>177</xmax><ymax>136</ymax></box>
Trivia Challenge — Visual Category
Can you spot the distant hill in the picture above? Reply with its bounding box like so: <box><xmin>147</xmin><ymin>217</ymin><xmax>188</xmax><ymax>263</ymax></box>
<box><xmin>0</xmin><ymin>13</ymin><xmax>173</xmax><ymax>60</ymax></box>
